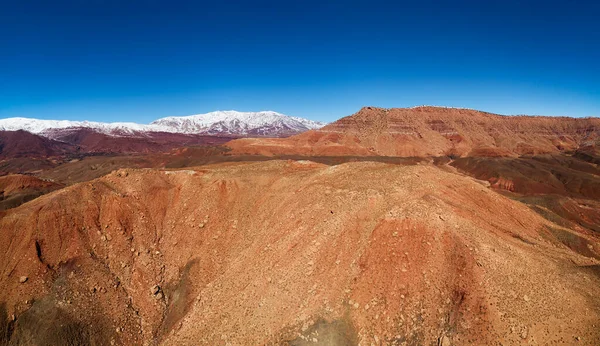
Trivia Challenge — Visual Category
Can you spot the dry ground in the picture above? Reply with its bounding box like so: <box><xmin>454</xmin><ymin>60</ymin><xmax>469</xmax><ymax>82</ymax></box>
<box><xmin>0</xmin><ymin>160</ymin><xmax>599</xmax><ymax>345</ymax></box>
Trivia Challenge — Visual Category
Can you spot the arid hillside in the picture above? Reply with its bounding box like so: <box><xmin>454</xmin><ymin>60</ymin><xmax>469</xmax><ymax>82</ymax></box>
<box><xmin>49</xmin><ymin>128</ymin><xmax>236</xmax><ymax>155</ymax></box>
<box><xmin>0</xmin><ymin>131</ymin><xmax>74</xmax><ymax>159</ymax></box>
<box><xmin>0</xmin><ymin>174</ymin><xmax>63</xmax><ymax>211</ymax></box>
<box><xmin>1</xmin><ymin>161</ymin><xmax>599</xmax><ymax>345</ymax></box>
<box><xmin>228</xmin><ymin>107</ymin><xmax>600</xmax><ymax>157</ymax></box>
<box><xmin>0</xmin><ymin>129</ymin><xmax>236</xmax><ymax>160</ymax></box>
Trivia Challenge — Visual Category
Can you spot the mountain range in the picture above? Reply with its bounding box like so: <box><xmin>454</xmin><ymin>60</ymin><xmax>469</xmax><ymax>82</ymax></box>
<box><xmin>0</xmin><ymin>110</ymin><xmax>326</xmax><ymax>138</ymax></box>
<box><xmin>1</xmin><ymin>105</ymin><xmax>599</xmax><ymax>345</ymax></box>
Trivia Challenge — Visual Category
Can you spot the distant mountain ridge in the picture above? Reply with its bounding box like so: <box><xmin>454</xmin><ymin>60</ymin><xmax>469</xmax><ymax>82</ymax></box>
<box><xmin>0</xmin><ymin>110</ymin><xmax>326</xmax><ymax>138</ymax></box>
<box><xmin>228</xmin><ymin>106</ymin><xmax>600</xmax><ymax>157</ymax></box>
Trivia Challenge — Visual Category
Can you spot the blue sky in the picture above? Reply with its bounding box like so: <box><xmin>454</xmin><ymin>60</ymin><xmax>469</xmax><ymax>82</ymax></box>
<box><xmin>1</xmin><ymin>0</ymin><xmax>599</xmax><ymax>123</ymax></box>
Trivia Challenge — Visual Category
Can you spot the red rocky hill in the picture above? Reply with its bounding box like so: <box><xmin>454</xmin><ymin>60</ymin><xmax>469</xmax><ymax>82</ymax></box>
<box><xmin>228</xmin><ymin>106</ymin><xmax>599</xmax><ymax>157</ymax></box>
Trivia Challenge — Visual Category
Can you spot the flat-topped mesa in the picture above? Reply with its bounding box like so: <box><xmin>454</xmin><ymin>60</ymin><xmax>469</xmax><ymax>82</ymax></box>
<box><xmin>227</xmin><ymin>106</ymin><xmax>600</xmax><ymax>157</ymax></box>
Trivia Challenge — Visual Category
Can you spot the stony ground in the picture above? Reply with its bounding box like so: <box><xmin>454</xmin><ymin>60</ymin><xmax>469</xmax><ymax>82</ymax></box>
<box><xmin>1</xmin><ymin>160</ymin><xmax>599</xmax><ymax>345</ymax></box>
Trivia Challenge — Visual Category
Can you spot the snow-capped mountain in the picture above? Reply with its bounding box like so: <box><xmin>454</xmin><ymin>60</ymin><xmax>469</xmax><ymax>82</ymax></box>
<box><xmin>0</xmin><ymin>118</ymin><xmax>156</xmax><ymax>137</ymax></box>
<box><xmin>0</xmin><ymin>111</ymin><xmax>326</xmax><ymax>138</ymax></box>
<box><xmin>151</xmin><ymin>111</ymin><xmax>325</xmax><ymax>136</ymax></box>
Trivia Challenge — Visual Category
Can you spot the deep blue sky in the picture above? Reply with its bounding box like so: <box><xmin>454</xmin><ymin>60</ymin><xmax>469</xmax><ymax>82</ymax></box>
<box><xmin>1</xmin><ymin>0</ymin><xmax>599</xmax><ymax>123</ymax></box>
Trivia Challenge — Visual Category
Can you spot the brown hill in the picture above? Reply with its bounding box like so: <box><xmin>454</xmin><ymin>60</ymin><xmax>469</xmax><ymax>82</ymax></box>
<box><xmin>0</xmin><ymin>130</ymin><xmax>74</xmax><ymax>158</ymax></box>
<box><xmin>448</xmin><ymin>154</ymin><xmax>600</xmax><ymax>236</ymax></box>
<box><xmin>1</xmin><ymin>161</ymin><xmax>599</xmax><ymax>345</ymax></box>
<box><xmin>451</xmin><ymin>155</ymin><xmax>600</xmax><ymax>199</ymax></box>
<box><xmin>50</xmin><ymin>128</ymin><xmax>236</xmax><ymax>154</ymax></box>
<box><xmin>227</xmin><ymin>106</ymin><xmax>600</xmax><ymax>157</ymax></box>
<box><xmin>0</xmin><ymin>174</ymin><xmax>63</xmax><ymax>210</ymax></box>
<box><xmin>0</xmin><ymin>128</ymin><xmax>237</xmax><ymax>163</ymax></box>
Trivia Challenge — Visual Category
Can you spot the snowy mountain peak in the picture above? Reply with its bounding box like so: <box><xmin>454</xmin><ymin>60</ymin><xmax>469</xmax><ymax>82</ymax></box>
<box><xmin>0</xmin><ymin>111</ymin><xmax>326</xmax><ymax>138</ymax></box>
<box><xmin>151</xmin><ymin>110</ymin><xmax>325</xmax><ymax>136</ymax></box>
<box><xmin>0</xmin><ymin>117</ymin><xmax>155</xmax><ymax>135</ymax></box>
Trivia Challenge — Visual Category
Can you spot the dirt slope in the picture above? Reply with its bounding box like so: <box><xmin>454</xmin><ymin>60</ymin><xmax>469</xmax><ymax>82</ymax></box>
<box><xmin>451</xmin><ymin>155</ymin><xmax>600</xmax><ymax>199</ymax></box>
<box><xmin>1</xmin><ymin>161</ymin><xmax>599</xmax><ymax>345</ymax></box>
<box><xmin>0</xmin><ymin>174</ymin><xmax>63</xmax><ymax>210</ymax></box>
<box><xmin>449</xmin><ymin>154</ymin><xmax>600</xmax><ymax>236</ymax></box>
<box><xmin>227</xmin><ymin>106</ymin><xmax>600</xmax><ymax>157</ymax></box>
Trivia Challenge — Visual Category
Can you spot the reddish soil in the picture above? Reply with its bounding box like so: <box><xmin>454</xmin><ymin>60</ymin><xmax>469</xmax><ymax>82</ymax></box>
<box><xmin>227</xmin><ymin>106</ymin><xmax>600</xmax><ymax>157</ymax></box>
<box><xmin>1</xmin><ymin>161</ymin><xmax>599</xmax><ymax>345</ymax></box>
<box><xmin>0</xmin><ymin>129</ymin><xmax>236</xmax><ymax>162</ymax></box>
<box><xmin>1</xmin><ymin>107</ymin><xmax>599</xmax><ymax>345</ymax></box>
<box><xmin>51</xmin><ymin>128</ymin><xmax>236</xmax><ymax>155</ymax></box>
<box><xmin>447</xmin><ymin>153</ymin><xmax>600</xmax><ymax>266</ymax></box>
<box><xmin>0</xmin><ymin>174</ymin><xmax>63</xmax><ymax>211</ymax></box>
<box><xmin>0</xmin><ymin>129</ymin><xmax>237</xmax><ymax>178</ymax></box>
<box><xmin>0</xmin><ymin>157</ymin><xmax>60</xmax><ymax>177</ymax></box>
<box><xmin>0</xmin><ymin>131</ymin><xmax>74</xmax><ymax>159</ymax></box>
<box><xmin>450</xmin><ymin>155</ymin><xmax>600</xmax><ymax>199</ymax></box>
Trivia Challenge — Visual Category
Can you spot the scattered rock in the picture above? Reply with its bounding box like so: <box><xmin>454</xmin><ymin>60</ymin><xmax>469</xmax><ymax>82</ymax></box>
<box><xmin>438</xmin><ymin>334</ymin><xmax>451</xmax><ymax>346</ymax></box>
<box><xmin>19</xmin><ymin>276</ymin><xmax>28</xmax><ymax>283</ymax></box>
<box><xmin>151</xmin><ymin>285</ymin><xmax>160</xmax><ymax>295</ymax></box>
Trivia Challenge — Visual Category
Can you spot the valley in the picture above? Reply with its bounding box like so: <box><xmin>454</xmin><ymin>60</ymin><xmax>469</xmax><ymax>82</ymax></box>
<box><xmin>0</xmin><ymin>107</ymin><xmax>599</xmax><ymax>345</ymax></box>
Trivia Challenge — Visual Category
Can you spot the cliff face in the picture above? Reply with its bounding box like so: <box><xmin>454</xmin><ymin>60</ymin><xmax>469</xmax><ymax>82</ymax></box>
<box><xmin>227</xmin><ymin>106</ymin><xmax>600</xmax><ymax>157</ymax></box>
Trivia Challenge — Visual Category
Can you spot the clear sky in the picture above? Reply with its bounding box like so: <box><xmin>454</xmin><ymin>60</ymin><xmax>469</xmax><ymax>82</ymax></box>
<box><xmin>1</xmin><ymin>0</ymin><xmax>599</xmax><ymax>123</ymax></box>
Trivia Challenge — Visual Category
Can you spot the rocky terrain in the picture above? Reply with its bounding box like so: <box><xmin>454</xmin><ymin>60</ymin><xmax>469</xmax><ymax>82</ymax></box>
<box><xmin>0</xmin><ymin>106</ymin><xmax>599</xmax><ymax>345</ymax></box>
<box><xmin>0</xmin><ymin>161</ymin><xmax>598</xmax><ymax>345</ymax></box>
<box><xmin>228</xmin><ymin>106</ymin><xmax>599</xmax><ymax>157</ymax></box>
<box><xmin>0</xmin><ymin>174</ymin><xmax>63</xmax><ymax>211</ymax></box>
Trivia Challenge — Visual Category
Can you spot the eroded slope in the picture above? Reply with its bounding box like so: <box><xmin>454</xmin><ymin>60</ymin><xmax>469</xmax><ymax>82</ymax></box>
<box><xmin>228</xmin><ymin>106</ymin><xmax>600</xmax><ymax>157</ymax></box>
<box><xmin>0</xmin><ymin>161</ymin><xmax>599</xmax><ymax>345</ymax></box>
